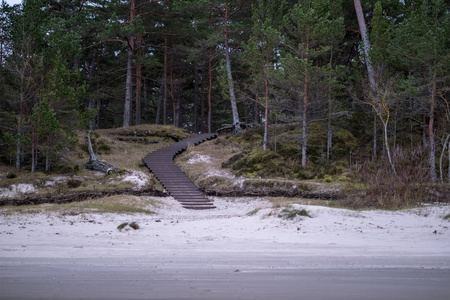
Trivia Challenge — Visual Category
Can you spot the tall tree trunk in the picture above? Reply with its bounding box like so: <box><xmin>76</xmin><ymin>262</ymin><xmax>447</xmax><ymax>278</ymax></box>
<box><xmin>16</xmin><ymin>72</ymin><xmax>25</xmax><ymax>170</ymax></box>
<box><xmin>16</xmin><ymin>115</ymin><xmax>21</xmax><ymax>170</ymax></box>
<box><xmin>382</xmin><ymin>119</ymin><xmax>397</xmax><ymax>176</ymax></box>
<box><xmin>87</xmin><ymin>49</ymin><xmax>97</xmax><ymax>130</ymax></box>
<box><xmin>194</xmin><ymin>65</ymin><xmax>200</xmax><ymax>132</ymax></box>
<box><xmin>301</xmin><ymin>33</ymin><xmax>310</xmax><ymax>168</ymax></box>
<box><xmin>440</xmin><ymin>134</ymin><xmax>450</xmax><ymax>183</ymax></box>
<box><xmin>123</xmin><ymin>0</ymin><xmax>136</xmax><ymax>128</ymax></box>
<box><xmin>353</xmin><ymin>0</ymin><xmax>376</xmax><ymax>93</ymax></box>
<box><xmin>253</xmin><ymin>102</ymin><xmax>259</xmax><ymax>124</ymax></box>
<box><xmin>429</xmin><ymin>69</ymin><xmax>437</xmax><ymax>182</ymax></box>
<box><xmin>301</xmin><ymin>62</ymin><xmax>308</xmax><ymax>167</ymax></box>
<box><xmin>143</xmin><ymin>79</ymin><xmax>148</xmax><ymax>123</ymax></box>
<box><xmin>200</xmin><ymin>64</ymin><xmax>206</xmax><ymax>133</ymax></box>
<box><xmin>208</xmin><ymin>46</ymin><xmax>212</xmax><ymax>133</ymax></box>
<box><xmin>373</xmin><ymin>114</ymin><xmax>377</xmax><ymax>158</ymax></box>
<box><xmin>354</xmin><ymin>0</ymin><xmax>378</xmax><ymax>160</ymax></box>
<box><xmin>223</xmin><ymin>2</ymin><xmax>241</xmax><ymax>134</ymax></box>
<box><xmin>45</xmin><ymin>152</ymin><xmax>51</xmax><ymax>172</ymax></box>
<box><xmin>263</xmin><ymin>69</ymin><xmax>269</xmax><ymax>152</ymax></box>
<box><xmin>135</xmin><ymin>33</ymin><xmax>142</xmax><ymax>125</ymax></box>
<box><xmin>170</xmin><ymin>58</ymin><xmax>176</xmax><ymax>127</ymax></box>
<box><xmin>174</xmin><ymin>83</ymin><xmax>182</xmax><ymax>128</ymax></box>
<box><xmin>123</xmin><ymin>45</ymin><xmax>133</xmax><ymax>128</ymax></box>
<box><xmin>327</xmin><ymin>47</ymin><xmax>333</xmax><ymax>161</ymax></box>
<box><xmin>422</xmin><ymin>114</ymin><xmax>428</xmax><ymax>147</ymax></box>
<box><xmin>31</xmin><ymin>132</ymin><xmax>36</xmax><ymax>173</ymax></box>
<box><xmin>163</xmin><ymin>36</ymin><xmax>168</xmax><ymax>125</ymax></box>
<box><xmin>135</xmin><ymin>1</ymin><xmax>143</xmax><ymax>125</ymax></box>
<box><xmin>155</xmin><ymin>80</ymin><xmax>163</xmax><ymax>124</ymax></box>
<box><xmin>448</xmin><ymin>139</ymin><xmax>450</xmax><ymax>183</ymax></box>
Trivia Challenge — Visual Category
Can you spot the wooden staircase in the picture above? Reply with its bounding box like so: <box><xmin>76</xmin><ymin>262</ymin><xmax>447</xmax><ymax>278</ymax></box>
<box><xmin>143</xmin><ymin>133</ymin><xmax>217</xmax><ymax>209</ymax></box>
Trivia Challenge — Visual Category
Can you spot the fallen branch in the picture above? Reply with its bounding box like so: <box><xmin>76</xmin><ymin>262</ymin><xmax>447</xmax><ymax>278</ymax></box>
<box><xmin>85</xmin><ymin>131</ymin><xmax>124</xmax><ymax>175</ymax></box>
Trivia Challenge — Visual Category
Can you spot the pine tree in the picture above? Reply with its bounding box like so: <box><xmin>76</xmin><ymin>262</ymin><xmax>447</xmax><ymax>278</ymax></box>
<box><xmin>282</xmin><ymin>0</ymin><xmax>343</xmax><ymax>167</ymax></box>
<box><xmin>243</xmin><ymin>0</ymin><xmax>284</xmax><ymax>150</ymax></box>
<box><xmin>390</xmin><ymin>0</ymin><xmax>450</xmax><ymax>182</ymax></box>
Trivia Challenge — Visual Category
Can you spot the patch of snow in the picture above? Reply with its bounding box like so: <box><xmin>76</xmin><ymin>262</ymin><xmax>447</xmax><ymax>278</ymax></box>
<box><xmin>205</xmin><ymin>170</ymin><xmax>236</xmax><ymax>180</ymax></box>
<box><xmin>188</xmin><ymin>154</ymin><xmax>212</xmax><ymax>164</ymax></box>
<box><xmin>45</xmin><ymin>176</ymin><xmax>68</xmax><ymax>187</ymax></box>
<box><xmin>121</xmin><ymin>170</ymin><xmax>149</xmax><ymax>190</ymax></box>
<box><xmin>233</xmin><ymin>176</ymin><xmax>246</xmax><ymax>188</ymax></box>
<box><xmin>0</xmin><ymin>184</ymin><xmax>36</xmax><ymax>199</ymax></box>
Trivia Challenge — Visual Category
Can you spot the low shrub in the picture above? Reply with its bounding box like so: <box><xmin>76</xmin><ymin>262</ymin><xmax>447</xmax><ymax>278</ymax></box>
<box><xmin>341</xmin><ymin>146</ymin><xmax>450</xmax><ymax>209</ymax></box>
<box><xmin>117</xmin><ymin>222</ymin><xmax>128</xmax><ymax>231</ymax></box>
<box><xmin>295</xmin><ymin>168</ymin><xmax>315</xmax><ymax>180</ymax></box>
<box><xmin>6</xmin><ymin>172</ymin><xmax>17</xmax><ymax>179</ymax></box>
<box><xmin>278</xmin><ymin>208</ymin><xmax>311</xmax><ymax>219</ymax></box>
<box><xmin>54</xmin><ymin>162</ymin><xmax>80</xmax><ymax>174</ymax></box>
<box><xmin>129</xmin><ymin>222</ymin><xmax>140</xmax><ymax>230</ymax></box>
<box><xmin>67</xmin><ymin>179</ymin><xmax>82</xmax><ymax>189</ymax></box>
<box><xmin>230</xmin><ymin>149</ymin><xmax>279</xmax><ymax>177</ymax></box>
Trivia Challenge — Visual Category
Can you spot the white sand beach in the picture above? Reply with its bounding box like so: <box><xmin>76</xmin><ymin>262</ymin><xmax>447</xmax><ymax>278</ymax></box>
<box><xmin>1</xmin><ymin>197</ymin><xmax>450</xmax><ymax>299</ymax></box>
<box><xmin>1</xmin><ymin>197</ymin><xmax>449</xmax><ymax>262</ymax></box>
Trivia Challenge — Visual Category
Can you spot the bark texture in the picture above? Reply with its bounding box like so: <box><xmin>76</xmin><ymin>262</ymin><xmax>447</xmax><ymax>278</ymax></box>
<box><xmin>354</xmin><ymin>0</ymin><xmax>376</xmax><ymax>93</ymax></box>
<box><xmin>85</xmin><ymin>132</ymin><xmax>122</xmax><ymax>175</ymax></box>
<box><xmin>223</xmin><ymin>2</ymin><xmax>241</xmax><ymax>134</ymax></box>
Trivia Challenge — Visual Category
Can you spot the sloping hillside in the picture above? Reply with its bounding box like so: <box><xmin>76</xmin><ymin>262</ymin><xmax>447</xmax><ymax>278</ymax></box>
<box><xmin>1</xmin><ymin>124</ymin><xmax>343</xmax><ymax>205</ymax></box>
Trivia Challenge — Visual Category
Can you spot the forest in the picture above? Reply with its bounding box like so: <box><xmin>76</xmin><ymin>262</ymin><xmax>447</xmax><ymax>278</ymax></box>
<box><xmin>0</xmin><ymin>0</ymin><xmax>449</xmax><ymax>195</ymax></box>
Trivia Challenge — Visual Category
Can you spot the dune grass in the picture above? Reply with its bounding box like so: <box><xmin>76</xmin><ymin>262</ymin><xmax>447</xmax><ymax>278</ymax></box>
<box><xmin>0</xmin><ymin>195</ymin><xmax>157</xmax><ymax>216</ymax></box>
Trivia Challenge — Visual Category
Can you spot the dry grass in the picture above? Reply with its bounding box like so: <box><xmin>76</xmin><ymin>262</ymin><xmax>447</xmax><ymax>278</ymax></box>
<box><xmin>0</xmin><ymin>165</ymin><xmax>49</xmax><ymax>189</ymax></box>
<box><xmin>0</xmin><ymin>195</ymin><xmax>157</xmax><ymax>216</ymax></box>
<box><xmin>267</xmin><ymin>197</ymin><xmax>331</xmax><ymax>208</ymax></box>
<box><xmin>1</xmin><ymin>125</ymin><xmax>189</xmax><ymax>197</ymax></box>
<box><xmin>73</xmin><ymin>124</ymin><xmax>188</xmax><ymax>170</ymax></box>
<box><xmin>340</xmin><ymin>146</ymin><xmax>450</xmax><ymax>209</ymax></box>
<box><xmin>175</xmin><ymin>136</ymin><xmax>324</xmax><ymax>197</ymax></box>
<box><xmin>2</xmin><ymin>125</ymin><xmax>345</xmax><ymax>212</ymax></box>
<box><xmin>176</xmin><ymin>136</ymin><xmax>241</xmax><ymax>178</ymax></box>
<box><xmin>278</xmin><ymin>207</ymin><xmax>312</xmax><ymax>219</ymax></box>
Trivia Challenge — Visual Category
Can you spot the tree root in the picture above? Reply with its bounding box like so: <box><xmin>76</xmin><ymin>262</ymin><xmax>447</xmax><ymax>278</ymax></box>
<box><xmin>85</xmin><ymin>131</ymin><xmax>124</xmax><ymax>174</ymax></box>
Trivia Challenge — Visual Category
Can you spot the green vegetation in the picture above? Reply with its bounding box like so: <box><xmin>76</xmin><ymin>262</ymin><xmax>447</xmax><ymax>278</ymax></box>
<box><xmin>246</xmin><ymin>208</ymin><xmax>262</xmax><ymax>216</ymax></box>
<box><xmin>118</xmin><ymin>222</ymin><xmax>140</xmax><ymax>231</ymax></box>
<box><xmin>1</xmin><ymin>203</ymin><xmax>155</xmax><ymax>216</ymax></box>
<box><xmin>117</xmin><ymin>222</ymin><xmax>129</xmax><ymax>231</ymax></box>
<box><xmin>129</xmin><ymin>222</ymin><xmax>140</xmax><ymax>230</ymax></box>
<box><xmin>0</xmin><ymin>1</ymin><xmax>449</xmax><ymax>211</ymax></box>
<box><xmin>278</xmin><ymin>208</ymin><xmax>312</xmax><ymax>220</ymax></box>
<box><xmin>6</xmin><ymin>172</ymin><xmax>16</xmax><ymax>179</ymax></box>
<box><xmin>0</xmin><ymin>196</ymin><xmax>157</xmax><ymax>216</ymax></box>
<box><xmin>220</xmin><ymin>126</ymin><xmax>354</xmax><ymax>181</ymax></box>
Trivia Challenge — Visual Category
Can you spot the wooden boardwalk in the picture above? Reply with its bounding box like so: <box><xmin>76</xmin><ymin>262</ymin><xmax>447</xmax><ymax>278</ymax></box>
<box><xmin>143</xmin><ymin>133</ymin><xmax>217</xmax><ymax>209</ymax></box>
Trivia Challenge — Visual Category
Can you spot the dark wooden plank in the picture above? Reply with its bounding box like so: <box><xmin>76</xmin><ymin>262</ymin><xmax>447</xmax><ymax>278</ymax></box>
<box><xmin>144</xmin><ymin>133</ymin><xmax>217</xmax><ymax>209</ymax></box>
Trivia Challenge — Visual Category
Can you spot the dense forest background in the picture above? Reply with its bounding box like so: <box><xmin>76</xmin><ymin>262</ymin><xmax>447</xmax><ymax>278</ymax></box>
<box><xmin>0</xmin><ymin>0</ymin><xmax>449</xmax><ymax>188</ymax></box>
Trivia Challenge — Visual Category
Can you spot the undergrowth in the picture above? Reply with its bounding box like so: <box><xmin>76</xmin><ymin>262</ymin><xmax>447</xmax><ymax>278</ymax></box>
<box><xmin>340</xmin><ymin>146</ymin><xmax>450</xmax><ymax>209</ymax></box>
<box><xmin>218</xmin><ymin>125</ymin><xmax>353</xmax><ymax>181</ymax></box>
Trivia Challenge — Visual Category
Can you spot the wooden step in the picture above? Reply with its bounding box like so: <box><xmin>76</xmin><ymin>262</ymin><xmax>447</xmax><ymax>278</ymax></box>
<box><xmin>144</xmin><ymin>133</ymin><xmax>217</xmax><ymax>209</ymax></box>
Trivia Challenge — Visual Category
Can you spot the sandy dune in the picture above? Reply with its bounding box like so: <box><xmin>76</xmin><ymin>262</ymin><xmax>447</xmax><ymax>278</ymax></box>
<box><xmin>1</xmin><ymin>197</ymin><xmax>449</xmax><ymax>264</ymax></box>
